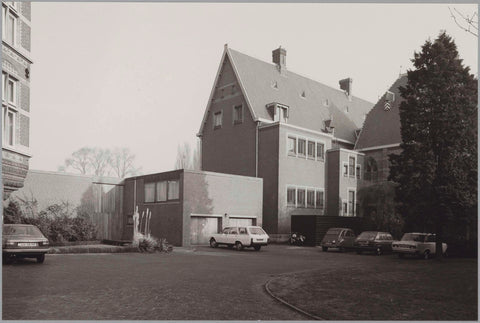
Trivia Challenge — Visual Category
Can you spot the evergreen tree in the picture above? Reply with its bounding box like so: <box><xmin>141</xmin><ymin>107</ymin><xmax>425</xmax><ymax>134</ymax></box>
<box><xmin>389</xmin><ymin>32</ymin><xmax>478</xmax><ymax>258</ymax></box>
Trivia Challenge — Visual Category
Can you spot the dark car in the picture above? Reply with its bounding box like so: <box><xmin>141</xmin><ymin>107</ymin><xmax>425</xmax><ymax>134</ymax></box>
<box><xmin>320</xmin><ymin>228</ymin><xmax>356</xmax><ymax>252</ymax></box>
<box><xmin>3</xmin><ymin>224</ymin><xmax>50</xmax><ymax>264</ymax></box>
<box><xmin>354</xmin><ymin>231</ymin><xmax>393</xmax><ymax>255</ymax></box>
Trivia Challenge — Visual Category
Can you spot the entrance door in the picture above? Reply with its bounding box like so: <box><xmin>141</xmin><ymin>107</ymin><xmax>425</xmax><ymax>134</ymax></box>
<box><xmin>190</xmin><ymin>217</ymin><xmax>219</xmax><ymax>245</ymax></box>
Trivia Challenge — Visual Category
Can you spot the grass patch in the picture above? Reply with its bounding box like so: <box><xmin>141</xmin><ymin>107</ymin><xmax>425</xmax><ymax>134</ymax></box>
<box><xmin>268</xmin><ymin>257</ymin><xmax>477</xmax><ymax>320</ymax></box>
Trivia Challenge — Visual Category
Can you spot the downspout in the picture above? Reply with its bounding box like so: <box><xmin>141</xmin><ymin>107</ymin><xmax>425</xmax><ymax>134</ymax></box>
<box><xmin>133</xmin><ymin>178</ymin><xmax>137</xmax><ymax>213</ymax></box>
<box><xmin>255</xmin><ymin>121</ymin><xmax>259</xmax><ymax>177</ymax></box>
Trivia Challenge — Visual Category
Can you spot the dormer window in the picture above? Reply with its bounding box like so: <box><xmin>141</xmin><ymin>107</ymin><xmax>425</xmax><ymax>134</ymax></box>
<box><xmin>324</xmin><ymin>99</ymin><xmax>329</xmax><ymax>106</ymax></box>
<box><xmin>272</xmin><ymin>81</ymin><xmax>278</xmax><ymax>89</ymax></box>
<box><xmin>301</xmin><ymin>91</ymin><xmax>306</xmax><ymax>98</ymax></box>
<box><xmin>266</xmin><ymin>102</ymin><xmax>289</xmax><ymax>123</ymax></box>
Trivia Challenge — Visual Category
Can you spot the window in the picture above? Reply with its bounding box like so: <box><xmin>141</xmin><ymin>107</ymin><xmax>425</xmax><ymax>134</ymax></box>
<box><xmin>233</xmin><ymin>104</ymin><xmax>243</xmax><ymax>124</ymax></box>
<box><xmin>287</xmin><ymin>136</ymin><xmax>296</xmax><ymax>156</ymax></box>
<box><xmin>316</xmin><ymin>190</ymin><xmax>324</xmax><ymax>209</ymax></box>
<box><xmin>342</xmin><ymin>202</ymin><xmax>348</xmax><ymax>216</ymax></box>
<box><xmin>307</xmin><ymin>141</ymin><xmax>315</xmax><ymax>159</ymax></box>
<box><xmin>213</xmin><ymin>111</ymin><xmax>222</xmax><ymax>129</ymax></box>
<box><xmin>365</xmin><ymin>157</ymin><xmax>378</xmax><ymax>182</ymax></box>
<box><xmin>343</xmin><ymin>163</ymin><xmax>348</xmax><ymax>177</ymax></box>
<box><xmin>287</xmin><ymin>187</ymin><xmax>296</xmax><ymax>206</ymax></box>
<box><xmin>156</xmin><ymin>181</ymin><xmax>167</xmax><ymax>201</ymax></box>
<box><xmin>349</xmin><ymin>157</ymin><xmax>355</xmax><ymax>177</ymax></box>
<box><xmin>5</xmin><ymin>11</ymin><xmax>16</xmax><ymax>45</ymax></box>
<box><xmin>239</xmin><ymin>227</ymin><xmax>247</xmax><ymax>235</ymax></box>
<box><xmin>297</xmin><ymin>189</ymin><xmax>305</xmax><ymax>208</ymax></box>
<box><xmin>298</xmin><ymin>138</ymin><xmax>306</xmax><ymax>157</ymax></box>
<box><xmin>356</xmin><ymin>165</ymin><xmax>361</xmax><ymax>179</ymax></box>
<box><xmin>3</xmin><ymin>108</ymin><xmax>15</xmax><ymax>146</ymax></box>
<box><xmin>231</xmin><ymin>84</ymin><xmax>236</xmax><ymax>95</ymax></box>
<box><xmin>7</xmin><ymin>78</ymin><xmax>16</xmax><ymax>105</ymax></box>
<box><xmin>2</xmin><ymin>73</ymin><xmax>5</xmax><ymax>101</ymax></box>
<box><xmin>222</xmin><ymin>228</ymin><xmax>230</xmax><ymax>234</ymax></box>
<box><xmin>168</xmin><ymin>180</ymin><xmax>179</xmax><ymax>200</ymax></box>
<box><xmin>307</xmin><ymin>189</ymin><xmax>315</xmax><ymax>208</ymax></box>
<box><xmin>316</xmin><ymin>142</ymin><xmax>324</xmax><ymax>161</ymax></box>
<box><xmin>348</xmin><ymin>190</ymin><xmax>355</xmax><ymax>216</ymax></box>
<box><xmin>144</xmin><ymin>182</ymin><xmax>155</xmax><ymax>203</ymax></box>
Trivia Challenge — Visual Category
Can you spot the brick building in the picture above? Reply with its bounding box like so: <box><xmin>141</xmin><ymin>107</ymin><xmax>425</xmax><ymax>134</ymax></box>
<box><xmin>198</xmin><ymin>45</ymin><xmax>375</xmax><ymax>241</ymax></box>
<box><xmin>2</xmin><ymin>1</ymin><xmax>33</xmax><ymax>199</ymax></box>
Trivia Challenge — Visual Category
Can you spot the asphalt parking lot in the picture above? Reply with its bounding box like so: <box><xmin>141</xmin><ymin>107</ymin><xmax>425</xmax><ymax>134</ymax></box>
<box><xmin>3</xmin><ymin>245</ymin><xmax>477</xmax><ymax>320</ymax></box>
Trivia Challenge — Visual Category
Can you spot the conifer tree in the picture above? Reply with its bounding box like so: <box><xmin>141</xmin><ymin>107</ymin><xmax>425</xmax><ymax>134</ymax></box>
<box><xmin>389</xmin><ymin>32</ymin><xmax>478</xmax><ymax>258</ymax></box>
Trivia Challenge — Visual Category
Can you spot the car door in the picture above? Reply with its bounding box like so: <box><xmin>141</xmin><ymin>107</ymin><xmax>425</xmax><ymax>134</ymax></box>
<box><xmin>383</xmin><ymin>233</ymin><xmax>393</xmax><ymax>251</ymax></box>
<box><xmin>218</xmin><ymin>227</ymin><xmax>230</xmax><ymax>244</ymax></box>
<box><xmin>238</xmin><ymin>227</ymin><xmax>249</xmax><ymax>245</ymax></box>
<box><xmin>228</xmin><ymin>227</ymin><xmax>239</xmax><ymax>245</ymax></box>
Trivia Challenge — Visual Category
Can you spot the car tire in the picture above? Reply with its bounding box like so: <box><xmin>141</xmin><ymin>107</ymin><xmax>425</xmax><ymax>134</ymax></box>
<box><xmin>423</xmin><ymin>250</ymin><xmax>430</xmax><ymax>260</ymax></box>
<box><xmin>209</xmin><ymin>238</ymin><xmax>218</xmax><ymax>248</ymax></box>
<box><xmin>376</xmin><ymin>247</ymin><xmax>383</xmax><ymax>256</ymax></box>
<box><xmin>322</xmin><ymin>247</ymin><xmax>328</xmax><ymax>252</ymax></box>
<box><xmin>235</xmin><ymin>242</ymin><xmax>243</xmax><ymax>251</ymax></box>
<box><xmin>254</xmin><ymin>245</ymin><xmax>261</xmax><ymax>251</ymax></box>
<box><xmin>36</xmin><ymin>254</ymin><xmax>45</xmax><ymax>264</ymax></box>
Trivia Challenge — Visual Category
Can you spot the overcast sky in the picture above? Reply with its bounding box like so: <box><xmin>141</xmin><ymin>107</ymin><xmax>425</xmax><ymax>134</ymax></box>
<box><xmin>29</xmin><ymin>2</ymin><xmax>478</xmax><ymax>175</ymax></box>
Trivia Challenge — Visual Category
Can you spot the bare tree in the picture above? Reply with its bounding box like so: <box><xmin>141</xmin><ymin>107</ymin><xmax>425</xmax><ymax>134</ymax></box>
<box><xmin>449</xmin><ymin>7</ymin><xmax>478</xmax><ymax>37</ymax></box>
<box><xmin>110</xmin><ymin>147</ymin><xmax>141</xmax><ymax>178</ymax></box>
<box><xmin>88</xmin><ymin>148</ymin><xmax>112</xmax><ymax>177</ymax></box>
<box><xmin>175</xmin><ymin>142</ymin><xmax>193</xmax><ymax>170</ymax></box>
<box><xmin>192</xmin><ymin>142</ymin><xmax>201</xmax><ymax>171</ymax></box>
<box><xmin>65</xmin><ymin>147</ymin><xmax>92</xmax><ymax>174</ymax></box>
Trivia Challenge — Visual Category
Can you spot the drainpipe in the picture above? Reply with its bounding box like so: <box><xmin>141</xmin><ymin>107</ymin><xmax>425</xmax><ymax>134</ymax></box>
<box><xmin>133</xmin><ymin>179</ymin><xmax>137</xmax><ymax>213</ymax></box>
<box><xmin>255</xmin><ymin>121</ymin><xmax>259</xmax><ymax>177</ymax></box>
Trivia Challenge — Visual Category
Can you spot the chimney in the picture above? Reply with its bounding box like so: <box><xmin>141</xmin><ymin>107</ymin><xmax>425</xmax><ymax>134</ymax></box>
<box><xmin>339</xmin><ymin>78</ymin><xmax>353</xmax><ymax>100</ymax></box>
<box><xmin>272</xmin><ymin>46</ymin><xmax>286</xmax><ymax>71</ymax></box>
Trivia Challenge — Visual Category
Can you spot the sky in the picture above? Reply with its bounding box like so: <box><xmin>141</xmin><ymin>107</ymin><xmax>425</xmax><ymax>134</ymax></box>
<box><xmin>29</xmin><ymin>2</ymin><xmax>478</xmax><ymax>175</ymax></box>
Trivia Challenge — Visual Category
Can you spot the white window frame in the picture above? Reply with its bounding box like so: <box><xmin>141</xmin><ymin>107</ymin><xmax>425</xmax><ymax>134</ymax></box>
<box><xmin>213</xmin><ymin>110</ymin><xmax>222</xmax><ymax>129</ymax></box>
<box><xmin>356</xmin><ymin>164</ymin><xmax>361</xmax><ymax>180</ymax></box>
<box><xmin>307</xmin><ymin>140</ymin><xmax>315</xmax><ymax>160</ymax></box>
<box><xmin>5</xmin><ymin>10</ymin><xmax>17</xmax><ymax>46</ymax></box>
<box><xmin>297</xmin><ymin>188</ymin><xmax>306</xmax><ymax>208</ymax></box>
<box><xmin>287</xmin><ymin>135</ymin><xmax>297</xmax><ymax>157</ymax></box>
<box><xmin>286</xmin><ymin>186</ymin><xmax>296</xmax><ymax>207</ymax></box>
<box><xmin>342</xmin><ymin>162</ymin><xmax>348</xmax><ymax>177</ymax></box>
<box><xmin>306</xmin><ymin>188</ymin><xmax>315</xmax><ymax>208</ymax></box>
<box><xmin>7</xmin><ymin>76</ymin><xmax>17</xmax><ymax>106</ymax></box>
<box><xmin>2</xmin><ymin>73</ymin><xmax>6</xmax><ymax>102</ymax></box>
<box><xmin>347</xmin><ymin>188</ymin><xmax>356</xmax><ymax>217</ymax></box>
<box><xmin>315</xmin><ymin>189</ymin><xmax>325</xmax><ymax>210</ymax></box>
<box><xmin>297</xmin><ymin>137</ymin><xmax>307</xmax><ymax>158</ymax></box>
<box><xmin>316</xmin><ymin>141</ymin><xmax>325</xmax><ymax>162</ymax></box>
<box><xmin>348</xmin><ymin>155</ymin><xmax>356</xmax><ymax>178</ymax></box>
<box><xmin>342</xmin><ymin>200</ymin><xmax>348</xmax><ymax>216</ymax></box>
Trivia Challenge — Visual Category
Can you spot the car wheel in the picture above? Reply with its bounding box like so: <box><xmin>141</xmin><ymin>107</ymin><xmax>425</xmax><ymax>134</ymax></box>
<box><xmin>235</xmin><ymin>242</ymin><xmax>243</xmax><ymax>251</ymax></box>
<box><xmin>322</xmin><ymin>247</ymin><xmax>328</xmax><ymax>252</ymax></box>
<box><xmin>376</xmin><ymin>247</ymin><xmax>383</xmax><ymax>256</ymax></box>
<box><xmin>423</xmin><ymin>250</ymin><xmax>430</xmax><ymax>260</ymax></box>
<box><xmin>209</xmin><ymin>238</ymin><xmax>218</xmax><ymax>248</ymax></box>
<box><xmin>253</xmin><ymin>245</ymin><xmax>261</xmax><ymax>251</ymax></box>
<box><xmin>398</xmin><ymin>253</ymin><xmax>404</xmax><ymax>258</ymax></box>
<box><xmin>36</xmin><ymin>254</ymin><xmax>45</xmax><ymax>264</ymax></box>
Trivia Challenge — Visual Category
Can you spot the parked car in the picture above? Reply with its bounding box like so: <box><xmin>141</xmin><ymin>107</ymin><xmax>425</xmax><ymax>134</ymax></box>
<box><xmin>354</xmin><ymin>231</ymin><xmax>394</xmax><ymax>255</ymax></box>
<box><xmin>392</xmin><ymin>233</ymin><xmax>447</xmax><ymax>259</ymax></box>
<box><xmin>209</xmin><ymin>226</ymin><xmax>269</xmax><ymax>251</ymax></box>
<box><xmin>3</xmin><ymin>224</ymin><xmax>50</xmax><ymax>264</ymax></box>
<box><xmin>320</xmin><ymin>228</ymin><xmax>356</xmax><ymax>252</ymax></box>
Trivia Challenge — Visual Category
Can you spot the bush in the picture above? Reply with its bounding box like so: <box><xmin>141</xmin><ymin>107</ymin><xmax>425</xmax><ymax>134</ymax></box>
<box><xmin>3</xmin><ymin>199</ymin><xmax>97</xmax><ymax>243</ymax></box>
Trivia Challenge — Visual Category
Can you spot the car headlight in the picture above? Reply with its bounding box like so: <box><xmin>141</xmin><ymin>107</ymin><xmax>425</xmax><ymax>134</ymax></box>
<box><xmin>332</xmin><ymin>240</ymin><xmax>336</xmax><ymax>244</ymax></box>
<box><xmin>6</xmin><ymin>241</ymin><xmax>15</xmax><ymax>246</ymax></box>
<box><xmin>42</xmin><ymin>240</ymin><xmax>49</xmax><ymax>246</ymax></box>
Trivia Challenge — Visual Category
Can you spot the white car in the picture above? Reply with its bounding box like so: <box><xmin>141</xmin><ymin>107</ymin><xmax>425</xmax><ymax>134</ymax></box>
<box><xmin>209</xmin><ymin>226</ymin><xmax>269</xmax><ymax>251</ymax></box>
<box><xmin>392</xmin><ymin>233</ymin><xmax>447</xmax><ymax>259</ymax></box>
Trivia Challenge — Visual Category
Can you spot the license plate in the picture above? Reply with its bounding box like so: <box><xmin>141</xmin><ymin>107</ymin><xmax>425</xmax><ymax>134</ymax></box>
<box><xmin>18</xmin><ymin>243</ymin><xmax>37</xmax><ymax>247</ymax></box>
<box><xmin>256</xmin><ymin>239</ymin><xmax>264</xmax><ymax>242</ymax></box>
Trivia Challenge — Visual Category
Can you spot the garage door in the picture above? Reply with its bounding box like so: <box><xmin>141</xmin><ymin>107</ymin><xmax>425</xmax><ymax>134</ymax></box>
<box><xmin>190</xmin><ymin>217</ymin><xmax>219</xmax><ymax>245</ymax></box>
<box><xmin>228</xmin><ymin>218</ymin><xmax>253</xmax><ymax>227</ymax></box>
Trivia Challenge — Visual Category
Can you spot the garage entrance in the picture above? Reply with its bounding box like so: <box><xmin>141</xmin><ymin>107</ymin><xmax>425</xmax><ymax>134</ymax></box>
<box><xmin>291</xmin><ymin>215</ymin><xmax>316</xmax><ymax>246</ymax></box>
<box><xmin>228</xmin><ymin>217</ymin><xmax>254</xmax><ymax>227</ymax></box>
<box><xmin>190</xmin><ymin>217</ymin><xmax>220</xmax><ymax>245</ymax></box>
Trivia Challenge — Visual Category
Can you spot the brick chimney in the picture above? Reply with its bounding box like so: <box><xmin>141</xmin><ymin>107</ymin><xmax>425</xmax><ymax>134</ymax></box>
<box><xmin>272</xmin><ymin>46</ymin><xmax>286</xmax><ymax>72</ymax></box>
<box><xmin>339</xmin><ymin>78</ymin><xmax>353</xmax><ymax>100</ymax></box>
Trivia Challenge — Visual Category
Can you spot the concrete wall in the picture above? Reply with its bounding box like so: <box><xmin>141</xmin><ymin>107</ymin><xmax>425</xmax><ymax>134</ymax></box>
<box><xmin>182</xmin><ymin>170</ymin><xmax>263</xmax><ymax>245</ymax></box>
<box><xmin>276</xmin><ymin>124</ymin><xmax>333</xmax><ymax>236</ymax></box>
<box><xmin>201</xmin><ymin>56</ymin><xmax>257</xmax><ymax>177</ymax></box>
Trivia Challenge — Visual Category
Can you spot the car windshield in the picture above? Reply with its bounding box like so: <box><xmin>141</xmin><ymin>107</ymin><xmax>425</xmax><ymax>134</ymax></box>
<box><xmin>326</xmin><ymin>229</ymin><xmax>342</xmax><ymax>235</ymax></box>
<box><xmin>3</xmin><ymin>225</ymin><xmax>44</xmax><ymax>237</ymax></box>
<box><xmin>401</xmin><ymin>233</ymin><xmax>426</xmax><ymax>242</ymax></box>
<box><xmin>358</xmin><ymin>232</ymin><xmax>377</xmax><ymax>240</ymax></box>
<box><xmin>249</xmin><ymin>227</ymin><xmax>266</xmax><ymax>235</ymax></box>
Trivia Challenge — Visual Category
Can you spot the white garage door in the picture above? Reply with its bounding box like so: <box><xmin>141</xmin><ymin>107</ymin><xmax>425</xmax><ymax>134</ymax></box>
<box><xmin>190</xmin><ymin>217</ymin><xmax>219</xmax><ymax>245</ymax></box>
<box><xmin>228</xmin><ymin>218</ymin><xmax>253</xmax><ymax>227</ymax></box>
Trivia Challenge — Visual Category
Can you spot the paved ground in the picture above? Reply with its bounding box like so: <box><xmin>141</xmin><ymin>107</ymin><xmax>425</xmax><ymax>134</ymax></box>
<box><xmin>3</xmin><ymin>245</ymin><xmax>476</xmax><ymax>320</ymax></box>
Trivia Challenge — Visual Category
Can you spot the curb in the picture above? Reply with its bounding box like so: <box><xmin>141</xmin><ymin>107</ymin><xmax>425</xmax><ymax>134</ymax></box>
<box><xmin>264</xmin><ymin>276</ymin><xmax>324</xmax><ymax>321</ymax></box>
<box><xmin>48</xmin><ymin>245</ymin><xmax>139</xmax><ymax>254</ymax></box>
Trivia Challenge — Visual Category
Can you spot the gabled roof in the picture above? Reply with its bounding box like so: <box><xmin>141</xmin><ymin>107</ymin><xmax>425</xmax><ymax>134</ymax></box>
<box><xmin>199</xmin><ymin>46</ymin><xmax>374</xmax><ymax>143</ymax></box>
<box><xmin>355</xmin><ymin>74</ymin><xmax>407</xmax><ymax>150</ymax></box>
